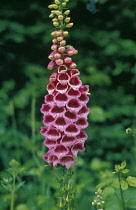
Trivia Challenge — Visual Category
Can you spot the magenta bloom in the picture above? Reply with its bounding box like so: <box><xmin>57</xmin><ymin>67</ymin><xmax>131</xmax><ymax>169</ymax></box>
<box><xmin>40</xmin><ymin>30</ymin><xmax>90</xmax><ymax>169</ymax></box>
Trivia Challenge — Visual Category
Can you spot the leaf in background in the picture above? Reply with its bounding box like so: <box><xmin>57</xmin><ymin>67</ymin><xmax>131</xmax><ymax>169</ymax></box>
<box><xmin>15</xmin><ymin>181</ymin><xmax>25</xmax><ymax>191</ymax></box>
<box><xmin>120</xmin><ymin>181</ymin><xmax>128</xmax><ymax>190</ymax></box>
<box><xmin>103</xmin><ymin>186</ymin><xmax>115</xmax><ymax>198</ymax></box>
<box><xmin>126</xmin><ymin>176</ymin><xmax>136</xmax><ymax>187</ymax></box>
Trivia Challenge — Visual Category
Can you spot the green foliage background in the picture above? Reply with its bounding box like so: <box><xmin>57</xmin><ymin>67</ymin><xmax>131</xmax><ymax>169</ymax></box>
<box><xmin>0</xmin><ymin>0</ymin><xmax>136</xmax><ymax>209</ymax></box>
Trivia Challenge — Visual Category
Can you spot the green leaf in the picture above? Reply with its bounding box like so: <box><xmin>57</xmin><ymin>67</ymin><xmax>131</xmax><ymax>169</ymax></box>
<box><xmin>103</xmin><ymin>186</ymin><xmax>115</xmax><ymax>198</ymax></box>
<box><xmin>104</xmin><ymin>192</ymin><xmax>122</xmax><ymax>210</ymax></box>
<box><xmin>120</xmin><ymin>161</ymin><xmax>126</xmax><ymax>169</ymax></box>
<box><xmin>126</xmin><ymin>176</ymin><xmax>136</xmax><ymax>187</ymax></box>
<box><xmin>122</xmin><ymin>169</ymin><xmax>130</xmax><ymax>174</ymax></box>
<box><xmin>15</xmin><ymin>181</ymin><xmax>25</xmax><ymax>191</ymax></box>
<box><xmin>120</xmin><ymin>181</ymin><xmax>128</xmax><ymax>190</ymax></box>
<box><xmin>1</xmin><ymin>183</ymin><xmax>12</xmax><ymax>192</ymax></box>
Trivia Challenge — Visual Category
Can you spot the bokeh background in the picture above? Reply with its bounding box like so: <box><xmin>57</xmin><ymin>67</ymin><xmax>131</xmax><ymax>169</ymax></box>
<box><xmin>0</xmin><ymin>0</ymin><xmax>136</xmax><ymax>209</ymax></box>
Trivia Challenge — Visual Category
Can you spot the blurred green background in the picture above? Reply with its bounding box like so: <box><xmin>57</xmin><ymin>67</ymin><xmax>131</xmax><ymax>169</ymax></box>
<box><xmin>0</xmin><ymin>0</ymin><xmax>136</xmax><ymax>209</ymax></box>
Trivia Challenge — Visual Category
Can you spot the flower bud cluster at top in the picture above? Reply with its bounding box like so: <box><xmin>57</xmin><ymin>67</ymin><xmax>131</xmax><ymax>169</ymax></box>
<box><xmin>40</xmin><ymin>0</ymin><xmax>90</xmax><ymax>169</ymax></box>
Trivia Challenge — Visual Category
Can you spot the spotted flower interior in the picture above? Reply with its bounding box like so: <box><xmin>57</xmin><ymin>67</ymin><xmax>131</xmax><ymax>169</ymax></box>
<box><xmin>40</xmin><ymin>0</ymin><xmax>90</xmax><ymax>169</ymax></box>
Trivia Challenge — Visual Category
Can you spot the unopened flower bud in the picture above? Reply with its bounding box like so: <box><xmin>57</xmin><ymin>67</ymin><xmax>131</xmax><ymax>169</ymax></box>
<box><xmin>66</xmin><ymin>23</ymin><xmax>73</xmax><ymax>28</ymax></box>
<box><xmin>51</xmin><ymin>31</ymin><xmax>57</xmax><ymax>36</ymax></box>
<box><xmin>52</xmin><ymin>38</ymin><xmax>58</xmax><ymax>43</ymax></box>
<box><xmin>52</xmin><ymin>4</ymin><xmax>58</xmax><ymax>9</ymax></box>
<box><xmin>51</xmin><ymin>10</ymin><xmax>56</xmax><ymax>14</ymax></box>
<box><xmin>64</xmin><ymin>10</ymin><xmax>70</xmax><ymax>15</ymax></box>
<box><xmin>54</xmin><ymin>52</ymin><xmax>62</xmax><ymax>59</ymax></box>
<box><xmin>67</xmin><ymin>62</ymin><xmax>77</xmax><ymax>69</ymax></box>
<box><xmin>64</xmin><ymin>17</ymin><xmax>70</xmax><ymax>23</ymax></box>
<box><xmin>58</xmin><ymin>15</ymin><xmax>64</xmax><ymax>20</ymax></box>
<box><xmin>60</xmin><ymin>40</ymin><xmax>66</xmax><ymax>46</ymax></box>
<box><xmin>52</xmin><ymin>18</ymin><xmax>58</xmax><ymax>22</ymax></box>
<box><xmin>55</xmin><ymin>0</ymin><xmax>60</xmax><ymax>4</ymax></box>
<box><xmin>48</xmin><ymin>51</ymin><xmax>56</xmax><ymax>59</ymax></box>
<box><xmin>58</xmin><ymin>46</ymin><xmax>66</xmax><ymax>53</ymax></box>
<box><xmin>49</xmin><ymin>14</ymin><xmax>54</xmax><ymax>18</ymax></box>
<box><xmin>47</xmin><ymin>60</ymin><xmax>56</xmax><ymax>70</ymax></box>
<box><xmin>64</xmin><ymin>56</ymin><xmax>72</xmax><ymax>63</ymax></box>
<box><xmin>51</xmin><ymin>44</ymin><xmax>58</xmax><ymax>50</ymax></box>
<box><xmin>66</xmin><ymin>50</ymin><xmax>73</xmax><ymax>56</ymax></box>
<box><xmin>48</xmin><ymin>5</ymin><xmax>53</xmax><ymax>9</ymax></box>
<box><xmin>56</xmin><ymin>58</ymin><xmax>64</xmax><ymax>65</ymax></box>
<box><xmin>62</xmin><ymin>2</ymin><xmax>66</xmax><ymax>7</ymax></box>
<box><xmin>53</xmin><ymin>22</ymin><xmax>59</xmax><ymax>27</ymax></box>
<box><xmin>57</xmin><ymin>36</ymin><xmax>64</xmax><ymax>41</ymax></box>
<box><xmin>92</xmin><ymin>202</ymin><xmax>95</xmax><ymax>206</ymax></box>
<box><xmin>63</xmin><ymin>31</ymin><xmax>69</xmax><ymax>36</ymax></box>
<box><xmin>55</xmin><ymin>10</ymin><xmax>61</xmax><ymax>15</ymax></box>
<box><xmin>56</xmin><ymin>30</ymin><xmax>63</xmax><ymax>36</ymax></box>
<box><xmin>64</xmin><ymin>0</ymin><xmax>69</xmax><ymax>2</ymax></box>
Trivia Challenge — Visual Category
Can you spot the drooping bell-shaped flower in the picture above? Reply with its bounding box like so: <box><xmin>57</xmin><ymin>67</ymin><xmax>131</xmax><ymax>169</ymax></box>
<box><xmin>40</xmin><ymin>0</ymin><xmax>90</xmax><ymax>169</ymax></box>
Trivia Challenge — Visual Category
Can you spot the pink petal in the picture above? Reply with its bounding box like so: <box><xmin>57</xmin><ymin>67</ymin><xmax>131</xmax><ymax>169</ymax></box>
<box><xmin>49</xmin><ymin>71</ymin><xmax>58</xmax><ymax>82</ymax></box>
<box><xmin>50</xmin><ymin>105</ymin><xmax>65</xmax><ymax>117</ymax></box>
<box><xmin>66</xmin><ymin>98</ymin><xmax>82</xmax><ymax>113</ymax></box>
<box><xmin>58</xmin><ymin>65</ymin><xmax>67</xmax><ymax>73</ymax></box>
<box><xmin>43</xmin><ymin>114</ymin><xmax>55</xmax><ymax>126</ymax></box>
<box><xmin>45</xmin><ymin>127</ymin><xmax>61</xmax><ymax>140</ymax></box>
<box><xmin>54</xmin><ymin>117</ymin><xmax>67</xmax><ymax>131</ymax></box>
<box><xmin>64</xmin><ymin>123</ymin><xmax>80</xmax><ymax>137</ymax></box>
<box><xmin>44</xmin><ymin>94</ymin><xmax>55</xmax><ymax>105</ymax></box>
<box><xmin>67</xmin><ymin>88</ymin><xmax>81</xmax><ymax>98</ymax></box>
<box><xmin>79</xmin><ymin>85</ymin><xmax>90</xmax><ymax>94</ymax></box>
<box><xmin>44</xmin><ymin>139</ymin><xmax>57</xmax><ymax>149</ymax></box>
<box><xmin>40</xmin><ymin>104</ymin><xmax>51</xmax><ymax>114</ymax></box>
<box><xmin>54</xmin><ymin>92</ymin><xmax>68</xmax><ymax>107</ymax></box>
<box><xmin>76</xmin><ymin>131</ymin><xmax>88</xmax><ymax>142</ymax></box>
<box><xmin>76</xmin><ymin>117</ymin><xmax>88</xmax><ymax>129</ymax></box>
<box><xmin>78</xmin><ymin>106</ymin><xmax>90</xmax><ymax>118</ymax></box>
<box><xmin>53</xmin><ymin>144</ymin><xmax>69</xmax><ymax>158</ymax></box>
<box><xmin>78</xmin><ymin>93</ymin><xmax>89</xmax><ymax>105</ymax></box>
<box><xmin>64</xmin><ymin>110</ymin><xmax>78</xmax><ymax>122</ymax></box>
<box><xmin>61</xmin><ymin>135</ymin><xmax>76</xmax><ymax>147</ymax></box>
<box><xmin>59</xmin><ymin>155</ymin><xmax>75</xmax><ymax>169</ymax></box>
<box><xmin>58</xmin><ymin>73</ymin><xmax>70</xmax><ymax>84</ymax></box>
<box><xmin>71</xmin><ymin>142</ymin><xmax>85</xmax><ymax>157</ymax></box>
<box><xmin>68</xmin><ymin>76</ymin><xmax>82</xmax><ymax>90</ymax></box>
<box><xmin>40</xmin><ymin>126</ymin><xmax>48</xmax><ymax>136</ymax></box>
<box><xmin>56</xmin><ymin>83</ymin><xmax>68</xmax><ymax>93</ymax></box>
<box><xmin>46</xmin><ymin>82</ymin><xmax>55</xmax><ymax>94</ymax></box>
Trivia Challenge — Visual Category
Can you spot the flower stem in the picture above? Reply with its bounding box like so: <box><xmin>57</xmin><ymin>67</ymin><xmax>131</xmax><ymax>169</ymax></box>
<box><xmin>31</xmin><ymin>93</ymin><xmax>41</xmax><ymax>168</ymax></box>
<box><xmin>118</xmin><ymin>172</ymin><xmax>126</xmax><ymax>210</ymax></box>
<box><xmin>10</xmin><ymin>175</ymin><xmax>16</xmax><ymax>210</ymax></box>
<box><xmin>57</xmin><ymin>167</ymin><xmax>76</xmax><ymax>210</ymax></box>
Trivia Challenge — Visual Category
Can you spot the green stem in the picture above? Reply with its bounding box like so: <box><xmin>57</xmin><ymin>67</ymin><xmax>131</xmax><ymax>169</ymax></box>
<box><xmin>10</xmin><ymin>101</ymin><xmax>20</xmax><ymax>161</ymax></box>
<box><xmin>59</xmin><ymin>0</ymin><xmax>64</xmax><ymax>31</ymax></box>
<box><xmin>10</xmin><ymin>175</ymin><xmax>16</xmax><ymax>210</ymax></box>
<box><xmin>118</xmin><ymin>172</ymin><xmax>126</xmax><ymax>210</ymax></box>
<box><xmin>31</xmin><ymin>94</ymin><xmax>41</xmax><ymax>168</ymax></box>
<box><xmin>57</xmin><ymin>167</ymin><xmax>75</xmax><ymax>210</ymax></box>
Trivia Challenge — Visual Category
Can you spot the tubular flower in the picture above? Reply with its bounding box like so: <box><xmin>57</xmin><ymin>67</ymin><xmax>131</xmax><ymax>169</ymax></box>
<box><xmin>40</xmin><ymin>0</ymin><xmax>90</xmax><ymax>169</ymax></box>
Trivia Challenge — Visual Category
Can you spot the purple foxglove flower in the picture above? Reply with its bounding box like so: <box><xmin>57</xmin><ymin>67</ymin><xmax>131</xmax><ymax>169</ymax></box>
<box><xmin>59</xmin><ymin>154</ymin><xmax>75</xmax><ymax>169</ymax></box>
<box><xmin>71</xmin><ymin>142</ymin><xmax>85</xmax><ymax>157</ymax></box>
<box><xmin>58</xmin><ymin>73</ymin><xmax>70</xmax><ymax>85</ymax></box>
<box><xmin>41</xmin><ymin>3</ymin><xmax>90</xmax><ymax>169</ymax></box>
